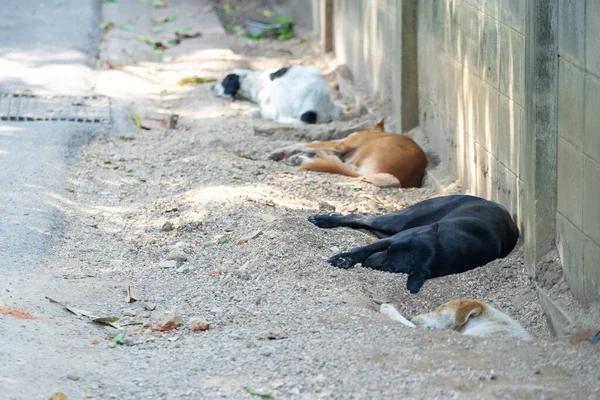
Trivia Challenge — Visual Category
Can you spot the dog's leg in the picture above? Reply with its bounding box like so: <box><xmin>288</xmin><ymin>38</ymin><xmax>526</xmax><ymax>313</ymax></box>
<box><xmin>308</xmin><ymin>212</ymin><xmax>376</xmax><ymax>230</ymax></box>
<box><xmin>406</xmin><ymin>273</ymin><xmax>427</xmax><ymax>294</ymax></box>
<box><xmin>362</xmin><ymin>251</ymin><xmax>389</xmax><ymax>270</ymax></box>
<box><xmin>328</xmin><ymin>238</ymin><xmax>392</xmax><ymax>269</ymax></box>
<box><xmin>305</xmin><ymin>140</ymin><xmax>352</xmax><ymax>154</ymax></box>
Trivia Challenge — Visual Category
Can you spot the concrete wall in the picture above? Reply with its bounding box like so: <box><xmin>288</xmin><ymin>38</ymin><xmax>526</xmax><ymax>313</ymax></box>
<box><xmin>556</xmin><ymin>0</ymin><xmax>600</xmax><ymax>304</ymax></box>
<box><xmin>309</xmin><ymin>0</ymin><xmax>600</xmax><ymax>308</ymax></box>
<box><xmin>332</xmin><ymin>0</ymin><xmax>399</xmax><ymax>104</ymax></box>
<box><xmin>288</xmin><ymin>0</ymin><xmax>313</xmax><ymax>29</ymax></box>
<box><xmin>417</xmin><ymin>0</ymin><xmax>526</xmax><ymax>230</ymax></box>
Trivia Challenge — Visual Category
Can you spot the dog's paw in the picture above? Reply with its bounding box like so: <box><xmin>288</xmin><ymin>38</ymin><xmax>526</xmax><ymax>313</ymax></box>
<box><xmin>286</xmin><ymin>154</ymin><xmax>308</xmax><ymax>166</ymax></box>
<box><xmin>328</xmin><ymin>253</ymin><xmax>356</xmax><ymax>269</ymax></box>
<box><xmin>268</xmin><ymin>149</ymin><xmax>287</xmax><ymax>161</ymax></box>
<box><xmin>307</xmin><ymin>213</ymin><xmax>343</xmax><ymax>228</ymax></box>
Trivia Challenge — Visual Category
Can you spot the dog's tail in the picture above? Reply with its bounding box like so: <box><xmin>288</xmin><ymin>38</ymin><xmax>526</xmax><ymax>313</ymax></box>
<box><xmin>300</xmin><ymin>110</ymin><xmax>318</xmax><ymax>124</ymax></box>
<box><xmin>299</xmin><ymin>152</ymin><xmax>360</xmax><ymax>177</ymax></box>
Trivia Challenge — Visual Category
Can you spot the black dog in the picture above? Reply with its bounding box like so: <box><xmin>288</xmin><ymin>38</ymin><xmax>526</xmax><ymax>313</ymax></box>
<box><xmin>308</xmin><ymin>195</ymin><xmax>519</xmax><ymax>293</ymax></box>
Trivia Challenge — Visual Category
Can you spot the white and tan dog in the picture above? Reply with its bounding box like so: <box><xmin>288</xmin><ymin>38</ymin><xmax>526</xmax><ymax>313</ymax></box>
<box><xmin>211</xmin><ymin>66</ymin><xmax>342</xmax><ymax>124</ymax></box>
<box><xmin>410</xmin><ymin>299</ymin><xmax>533</xmax><ymax>341</ymax></box>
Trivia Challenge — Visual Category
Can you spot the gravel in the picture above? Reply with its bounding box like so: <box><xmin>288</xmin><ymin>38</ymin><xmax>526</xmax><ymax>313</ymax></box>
<box><xmin>14</xmin><ymin>0</ymin><xmax>599</xmax><ymax>399</ymax></box>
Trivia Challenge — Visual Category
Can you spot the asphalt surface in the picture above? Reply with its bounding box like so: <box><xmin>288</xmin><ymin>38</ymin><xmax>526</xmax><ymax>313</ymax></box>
<box><xmin>0</xmin><ymin>0</ymin><xmax>103</xmax><ymax>271</ymax></box>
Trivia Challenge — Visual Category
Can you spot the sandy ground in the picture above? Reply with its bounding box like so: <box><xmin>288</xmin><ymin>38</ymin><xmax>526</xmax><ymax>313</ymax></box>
<box><xmin>3</xmin><ymin>0</ymin><xmax>600</xmax><ymax>399</ymax></box>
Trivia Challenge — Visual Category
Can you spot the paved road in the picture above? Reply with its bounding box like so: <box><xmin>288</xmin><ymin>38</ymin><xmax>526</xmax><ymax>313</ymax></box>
<box><xmin>0</xmin><ymin>0</ymin><xmax>103</xmax><ymax>271</ymax></box>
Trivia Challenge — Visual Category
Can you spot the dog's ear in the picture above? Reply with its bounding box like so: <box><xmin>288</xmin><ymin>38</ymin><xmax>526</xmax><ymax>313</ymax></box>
<box><xmin>222</xmin><ymin>73</ymin><xmax>241</xmax><ymax>97</ymax></box>
<box><xmin>453</xmin><ymin>300</ymin><xmax>485</xmax><ymax>328</ymax></box>
<box><xmin>370</xmin><ymin>118</ymin><xmax>385</xmax><ymax>132</ymax></box>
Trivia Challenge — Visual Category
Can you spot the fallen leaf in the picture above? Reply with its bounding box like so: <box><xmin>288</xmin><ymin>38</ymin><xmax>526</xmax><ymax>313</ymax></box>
<box><xmin>218</xmin><ymin>236</ymin><xmax>231</xmax><ymax>245</ymax></box>
<box><xmin>234</xmin><ymin>151</ymin><xmax>255</xmax><ymax>160</ymax></box>
<box><xmin>47</xmin><ymin>297</ymin><xmax>121</xmax><ymax>329</ymax></box>
<box><xmin>135</xmin><ymin>35</ymin><xmax>161</xmax><ymax>46</ymax></box>
<box><xmin>132</xmin><ymin>114</ymin><xmax>151</xmax><ymax>130</ymax></box>
<box><xmin>153</xmin><ymin>14</ymin><xmax>177</xmax><ymax>24</ymax></box>
<box><xmin>124</xmin><ymin>282</ymin><xmax>137</xmax><ymax>303</ymax></box>
<box><xmin>177</xmin><ymin>76</ymin><xmax>216</xmax><ymax>85</ymax></box>
<box><xmin>169</xmin><ymin>26</ymin><xmax>193</xmax><ymax>33</ymax></box>
<box><xmin>349</xmin><ymin>184</ymin><xmax>363</xmax><ymax>191</ymax></box>
<box><xmin>120</xmin><ymin>24</ymin><xmax>135</xmax><ymax>32</ymax></box>
<box><xmin>152</xmin><ymin>0</ymin><xmax>167</xmax><ymax>7</ymax></box>
<box><xmin>127</xmin><ymin>169</ymin><xmax>134</xmax><ymax>173</ymax></box>
<box><xmin>243</xmin><ymin>386</ymin><xmax>274</xmax><ymax>398</ymax></box>
<box><xmin>91</xmin><ymin>339</ymin><xmax>99</xmax><ymax>345</ymax></box>
<box><xmin>175</xmin><ymin>31</ymin><xmax>201</xmax><ymax>39</ymax></box>
<box><xmin>112</xmin><ymin>333</ymin><xmax>125</xmax><ymax>345</ymax></box>
<box><xmin>132</xmin><ymin>113</ymin><xmax>141</xmax><ymax>128</ymax></box>
<box><xmin>236</xmin><ymin>230</ymin><xmax>263</xmax><ymax>245</ymax></box>
<box><xmin>49</xmin><ymin>393</ymin><xmax>68</xmax><ymax>400</ymax></box>
<box><xmin>99</xmin><ymin>21</ymin><xmax>115</xmax><ymax>32</ymax></box>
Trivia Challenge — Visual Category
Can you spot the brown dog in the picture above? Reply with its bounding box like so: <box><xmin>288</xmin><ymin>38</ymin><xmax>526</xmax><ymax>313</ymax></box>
<box><xmin>268</xmin><ymin>119</ymin><xmax>428</xmax><ymax>187</ymax></box>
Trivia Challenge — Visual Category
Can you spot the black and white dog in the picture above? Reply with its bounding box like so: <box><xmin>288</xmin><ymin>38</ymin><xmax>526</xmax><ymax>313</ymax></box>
<box><xmin>308</xmin><ymin>195</ymin><xmax>519</xmax><ymax>293</ymax></box>
<box><xmin>211</xmin><ymin>66</ymin><xmax>342</xmax><ymax>124</ymax></box>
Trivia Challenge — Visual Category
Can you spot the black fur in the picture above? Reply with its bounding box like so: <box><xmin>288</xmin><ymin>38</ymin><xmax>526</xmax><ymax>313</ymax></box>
<box><xmin>308</xmin><ymin>195</ymin><xmax>519</xmax><ymax>294</ymax></box>
<box><xmin>300</xmin><ymin>111</ymin><xmax>318</xmax><ymax>124</ymax></box>
<box><xmin>270</xmin><ymin>67</ymin><xmax>290</xmax><ymax>80</ymax></box>
<box><xmin>221</xmin><ymin>73</ymin><xmax>240</xmax><ymax>97</ymax></box>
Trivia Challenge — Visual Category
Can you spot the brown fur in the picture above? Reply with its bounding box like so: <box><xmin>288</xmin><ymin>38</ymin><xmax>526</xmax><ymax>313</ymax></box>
<box><xmin>451</xmin><ymin>299</ymin><xmax>487</xmax><ymax>328</ymax></box>
<box><xmin>298</xmin><ymin>119</ymin><xmax>428</xmax><ymax>188</ymax></box>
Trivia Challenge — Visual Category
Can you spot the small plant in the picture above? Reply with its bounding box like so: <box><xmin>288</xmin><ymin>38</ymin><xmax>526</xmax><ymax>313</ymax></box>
<box><xmin>219</xmin><ymin>4</ymin><xmax>235</xmax><ymax>13</ymax></box>
<box><xmin>275</xmin><ymin>15</ymin><xmax>295</xmax><ymax>40</ymax></box>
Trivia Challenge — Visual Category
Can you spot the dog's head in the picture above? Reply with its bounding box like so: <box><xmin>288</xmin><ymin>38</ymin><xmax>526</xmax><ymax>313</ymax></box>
<box><xmin>212</xmin><ymin>70</ymin><xmax>251</xmax><ymax>99</ymax></box>
<box><xmin>411</xmin><ymin>299</ymin><xmax>487</xmax><ymax>330</ymax></box>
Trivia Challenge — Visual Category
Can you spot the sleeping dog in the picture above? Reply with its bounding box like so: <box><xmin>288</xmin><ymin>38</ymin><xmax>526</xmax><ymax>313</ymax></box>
<box><xmin>211</xmin><ymin>65</ymin><xmax>342</xmax><ymax>124</ymax></box>
<box><xmin>410</xmin><ymin>299</ymin><xmax>533</xmax><ymax>340</ymax></box>
<box><xmin>269</xmin><ymin>118</ymin><xmax>428</xmax><ymax>188</ymax></box>
<box><xmin>308</xmin><ymin>195</ymin><xmax>519</xmax><ymax>293</ymax></box>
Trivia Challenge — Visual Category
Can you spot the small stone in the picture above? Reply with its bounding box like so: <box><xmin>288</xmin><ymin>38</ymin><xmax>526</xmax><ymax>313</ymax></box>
<box><xmin>159</xmin><ymin>260</ymin><xmax>177</xmax><ymax>269</ymax></box>
<box><xmin>188</xmin><ymin>318</ymin><xmax>210</xmax><ymax>332</ymax></box>
<box><xmin>122</xmin><ymin>309</ymin><xmax>136</xmax><ymax>317</ymax></box>
<box><xmin>210</xmin><ymin>307</ymin><xmax>222</xmax><ymax>314</ymax></box>
<box><xmin>160</xmin><ymin>221</ymin><xmax>174</xmax><ymax>232</ymax></box>
<box><xmin>67</xmin><ymin>373</ymin><xmax>80</xmax><ymax>381</ymax></box>
<box><xmin>144</xmin><ymin>302</ymin><xmax>157</xmax><ymax>311</ymax></box>
<box><xmin>257</xmin><ymin>330</ymin><xmax>287</xmax><ymax>340</ymax></box>
<box><xmin>157</xmin><ymin>316</ymin><xmax>183</xmax><ymax>332</ymax></box>
<box><xmin>346</xmin><ymin>205</ymin><xmax>357</xmax><ymax>213</ymax></box>
<box><xmin>329</xmin><ymin>246</ymin><xmax>340</xmax><ymax>253</ymax></box>
<box><xmin>140</xmin><ymin>311</ymin><xmax>151</xmax><ymax>318</ymax></box>
<box><xmin>238</xmin><ymin>271</ymin><xmax>252</xmax><ymax>280</ymax></box>
<box><xmin>318</xmin><ymin>201</ymin><xmax>335</xmax><ymax>211</ymax></box>
<box><xmin>166</xmin><ymin>249</ymin><xmax>188</xmax><ymax>263</ymax></box>
<box><xmin>257</xmin><ymin>213</ymin><xmax>277</xmax><ymax>223</ymax></box>
<box><xmin>176</xmin><ymin>265</ymin><xmax>189</xmax><ymax>273</ymax></box>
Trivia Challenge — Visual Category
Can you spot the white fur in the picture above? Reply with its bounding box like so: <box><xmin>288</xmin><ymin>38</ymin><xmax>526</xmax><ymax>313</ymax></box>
<box><xmin>380</xmin><ymin>304</ymin><xmax>416</xmax><ymax>328</ymax></box>
<box><xmin>411</xmin><ymin>300</ymin><xmax>533</xmax><ymax>341</ymax></box>
<box><xmin>212</xmin><ymin>66</ymin><xmax>342</xmax><ymax>124</ymax></box>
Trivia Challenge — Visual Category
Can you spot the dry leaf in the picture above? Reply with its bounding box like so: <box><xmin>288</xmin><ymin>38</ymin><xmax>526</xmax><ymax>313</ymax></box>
<box><xmin>177</xmin><ymin>76</ymin><xmax>216</xmax><ymax>85</ymax></box>
<box><xmin>124</xmin><ymin>282</ymin><xmax>137</xmax><ymax>303</ymax></box>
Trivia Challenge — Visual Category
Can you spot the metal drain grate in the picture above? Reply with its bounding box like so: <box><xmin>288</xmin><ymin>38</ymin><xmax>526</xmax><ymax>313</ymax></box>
<box><xmin>0</xmin><ymin>93</ymin><xmax>111</xmax><ymax>123</ymax></box>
